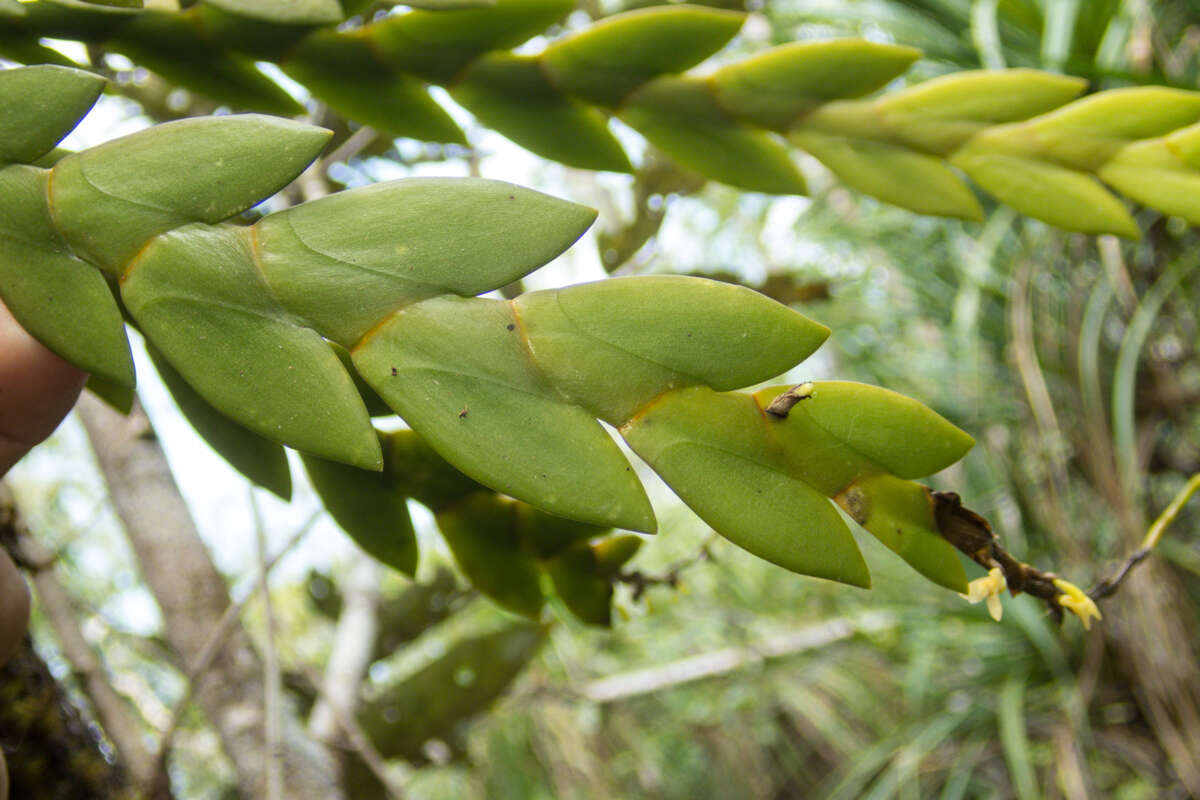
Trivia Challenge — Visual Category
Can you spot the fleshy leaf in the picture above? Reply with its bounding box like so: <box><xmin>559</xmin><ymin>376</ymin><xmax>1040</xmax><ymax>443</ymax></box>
<box><xmin>875</xmin><ymin>69</ymin><xmax>1086</xmax><ymax>154</ymax></box>
<box><xmin>1098</xmin><ymin>137</ymin><xmax>1200</xmax><ymax>225</ymax></box>
<box><xmin>121</xmin><ymin>224</ymin><xmax>381</xmax><ymax>469</ymax></box>
<box><xmin>282</xmin><ymin>30</ymin><xmax>466</xmax><ymax>144</ymax></box>
<box><xmin>49</xmin><ymin>115</ymin><xmax>330</xmax><ymax>272</ymax></box>
<box><xmin>515</xmin><ymin>275</ymin><xmax>829</xmax><ymax>423</ymax></box>
<box><xmin>435</xmin><ymin>493</ymin><xmax>544</xmax><ymax>617</ymax></box>
<box><xmin>544</xmin><ymin>542</ymin><xmax>613</xmax><ymax>626</ymax></box>
<box><xmin>758</xmin><ymin>381</ymin><xmax>974</xmax><ymax>483</ymax></box>
<box><xmin>0</xmin><ymin>164</ymin><xmax>134</xmax><ymax>386</ymax></box>
<box><xmin>0</xmin><ymin>64</ymin><xmax>103</xmax><ymax>164</ymax></box>
<box><xmin>835</xmin><ymin>474</ymin><xmax>967</xmax><ymax>593</ymax></box>
<box><xmin>621</xmin><ymin>77</ymin><xmax>808</xmax><ymax>195</ymax></box>
<box><xmin>256</xmin><ymin>178</ymin><xmax>596</xmax><ymax>346</ymax></box>
<box><xmin>791</xmin><ymin>130</ymin><xmax>982</xmax><ymax>220</ymax></box>
<box><xmin>951</xmin><ymin>149</ymin><xmax>1139</xmax><ymax>238</ymax></box>
<box><xmin>111</xmin><ymin>14</ymin><xmax>304</xmax><ymax>116</ymax></box>
<box><xmin>622</xmin><ymin>387</ymin><xmax>870</xmax><ymax>586</ymax></box>
<box><xmin>358</xmin><ymin>622</ymin><xmax>546</xmax><ymax>762</ymax></box>
<box><xmin>367</xmin><ymin>0</ymin><xmax>574</xmax><ymax>85</ymax></box>
<box><xmin>353</xmin><ymin>296</ymin><xmax>656</xmax><ymax>531</ymax></box>
<box><xmin>540</xmin><ymin>5</ymin><xmax>744</xmax><ymax>107</ymax></box>
<box><xmin>711</xmin><ymin>39</ymin><xmax>919</xmax><ymax>130</ymax></box>
<box><xmin>302</xmin><ymin>446</ymin><xmax>418</xmax><ymax>576</ymax></box>
<box><xmin>148</xmin><ymin>344</ymin><xmax>292</xmax><ymax>500</ymax></box>
<box><xmin>1016</xmin><ymin>86</ymin><xmax>1200</xmax><ymax>170</ymax></box>
<box><xmin>383</xmin><ymin>430</ymin><xmax>482</xmax><ymax>512</ymax></box>
<box><xmin>203</xmin><ymin>0</ymin><xmax>342</xmax><ymax>25</ymax></box>
<box><xmin>452</xmin><ymin>53</ymin><xmax>632</xmax><ymax>173</ymax></box>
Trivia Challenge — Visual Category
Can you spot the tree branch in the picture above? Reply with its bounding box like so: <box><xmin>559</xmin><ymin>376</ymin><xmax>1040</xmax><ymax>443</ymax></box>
<box><xmin>75</xmin><ymin>393</ymin><xmax>343</xmax><ymax>800</ymax></box>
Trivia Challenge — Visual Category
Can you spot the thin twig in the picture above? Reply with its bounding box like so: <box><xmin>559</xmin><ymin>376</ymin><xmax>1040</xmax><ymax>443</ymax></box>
<box><xmin>252</xmin><ymin>492</ymin><xmax>284</xmax><ymax>800</ymax></box>
<box><xmin>617</xmin><ymin>533</ymin><xmax>716</xmax><ymax>602</ymax></box>
<box><xmin>150</xmin><ymin>511</ymin><xmax>320</xmax><ymax>790</ymax></box>
<box><xmin>297</xmin><ymin>664</ymin><xmax>408</xmax><ymax>800</ymax></box>
<box><xmin>1090</xmin><ymin>473</ymin><xmax>1200</xmax><ymax>600</ymax></box>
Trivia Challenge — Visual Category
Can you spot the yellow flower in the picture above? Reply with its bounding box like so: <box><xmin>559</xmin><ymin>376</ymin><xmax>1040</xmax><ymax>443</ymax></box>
<box><xmin>1053</xmin><ymin>578</ymin><xmax>1102</xmax><ymax>630</ymax></box>
<box><xmin>960</xmin><ymin>567</ymin><xmax>1006</xmax><ymax>622</ymax></box>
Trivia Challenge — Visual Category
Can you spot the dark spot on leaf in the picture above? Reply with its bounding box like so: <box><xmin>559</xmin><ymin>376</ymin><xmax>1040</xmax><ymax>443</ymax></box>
<box><xmin>391</xmin><ymin>367</ymin><xmax>398</xmax><ymax>377</ymax></box>
<box><xmin>508</xmin><ymin>194</ymin><xmax>515</xmax><ymax>200</ymax></box>
<box><xmin>506</xmin><ymin>323</ymin><xmax>515</xmax><ymax>331</ymax></box>
<box><xmin>458</xmin><ymin>407</ymin><xmax>468</xmax><ymax>418</ymax></box>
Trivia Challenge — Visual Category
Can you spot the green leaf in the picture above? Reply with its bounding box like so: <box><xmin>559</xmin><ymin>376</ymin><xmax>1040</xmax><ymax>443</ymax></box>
<box><xmin>622</xmin><ymin>387</ymin><xmax>870</xmax><ymax>586</ymax></box>
<box><xmin>358</xmin><ymin>621</ymin><xmax>546</xmax><ymax>762</ymax></box>
<box><xmin>84</xmin><ymin>373</ymin><xmax>134</xmax><ymax>413</ymax></box>
<box><xmin>540</xmin><ymin>5</ymin><xmax>744</xmax><ymax>107</ymax></box>
<box><xmin>405</xmin><ymin>0</ymin><xmax>496</xmax><ymax>9</ymax></box>
<box><xmin>951</xmin><ymin>149</ymin><xmax>1139</xmax><ymax>237</ymax></box>
<box><xmin>282</xmin><ymin>30</ymin><xmax>466</xmax><ymax>144</ymax></box>
<box><xmin>121</xmin><ymin>224</ymin><xmax>381</xmax><ymax>469</ymax></box>
<box><xmin>835</xmin><ymin>474</ymin><xmax>967</xmax><ymax>593</ymax></box>
<box><xmin>1098</xmin><ymin>137</ymin><xmax>1200</xmax><ymax>225</ymax></box>
<box><xmin>302</xmin><ymin>445</ymin><xmax>418</xmax><ymax>576</ymax></box>
<box><xmin>874</xmin><ymin>69</ymin><xmax>1086</xmax><ymax>154</ymax></box>
<box><xmin>711</xmin><ymin>39</ymin><xmax>920</xmax><ymax>130</ymax></box>
<box><xmin>148</xmin><ymin>344</ymin><xmax>292</xmax><ymax>500</ymax></box>
<box><xmin>757</xmin><ymin>381</ymin><xmax>974</xmax><ymax>483</ymax></box>
<box><xmin>1018</xmin><ymin>86</ymin><xmax>1200</xmax><ymax>170</ymax></box>
<box><xmin>367</xmin><ymin>0</ymin><xmax>574</xmax><ymax>85</ymax></box>
<box><xmin>790</xmin><ymin>130</ymin><xmax>982</xmax><ymax>220</ymax></box>
<box><xmin>255</xmin><ymin>177</ymin><xmax>596</xmax><ymax>346</ymax></box>
<box><xmin>383</xmin><ymin>430</ymin><xmax>482</xmax><ymax>512</ymax></box>
<box><xmin>435</xmin><ymin>493</ymin><xmax>544</xmax><ymax>617</ymax></box>
<box><xmin>0</xmin><ymin>64</ymin><xmax>104</xmax><ymax>164</ymax></box>
<box><xmin>514</xmin><ymin>275</ymin><xmax>829</xmax><ymax>423</ymax></box>
<box><xmin>111</xmin><ymin>14</ymin><xmax>304</xmax><ymax>116</ymax></box>
<box><xmin>203</xmin><ymin>0</ymin><xmax>341</xmax><ymax>25</ymax></box>
<box><xmin>44</xmin><ymin>0</ymin><xmax>140</xmax><ymax>11</ymax></box>
<box><xmin>0</xmin><ymin>164</ymin><xmax>134</xmax><ymax>386</ymax></box>
<box><xmin>330</xmin><ymin>342</ymin><xmax>393</xmax><ymax>417</ymax></box>
<box><xmin>49</xmin><ymin>115</ymin><xmax>330</xmax><ymax>272</ymax></box>
<box><xmin>518</xmin><ymin>504</ymin><xmax>606</xmax><ymax>559</ymax></box>
<box><xmin>591</xmin><ymin>534</ymin><xmax>642</xmax><ymax>576</ymax></box>
<box><xmin>353</xmin><ymin>296</ymin><xmax>656</xmax><ymax>531</ymax></box>
<box><xmin>0</xmin><ymin>0</ymin><xmax>27</xmax><ymax>17</ymax></box>
<box><xmin>544</xmin><ymin>542</ymin><xmax>613</xmax><ymax>626</ymax></box>
<box><xmin>621</xmin><ymin>77</ymin><xmax>808</xmax><ymax>195</ymax></box>
<box><xmin>452</xmin><ymin>53</ymin><xmax>632</xmax><ymax>173</ymax></box>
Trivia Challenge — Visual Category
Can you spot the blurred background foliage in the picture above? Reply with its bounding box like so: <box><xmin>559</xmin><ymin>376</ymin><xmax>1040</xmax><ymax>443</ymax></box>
<box><xmin>4</xmin><ymin>0</ymin><xmax>1200</xmax><ymax>798</ymax></box>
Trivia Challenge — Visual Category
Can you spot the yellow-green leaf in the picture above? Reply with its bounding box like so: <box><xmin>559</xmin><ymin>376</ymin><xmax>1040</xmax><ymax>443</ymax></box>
<box><xmin>515</xmin><ymin>276</ymin><xmax>828</xmax><ymax>423</ymax></box>
<box><xmin>835</xmin><ymin>474</ymin><xmax>967</xmax><ymax>593</ymax></box>
<box><xmin>0</xmin><ymin>164</ymin><xmax>134</xmax><ymax>386</ymax></box>
<box><xmin>712</xmin><ymin>39</ymin><xmax>919</xmax><ymax>130</ymax></box>
<box><xmin>282</xmin><ymin>30</ymin><xmax>466</xmax><ymax>144</ymax></box>
<box><xmin>621</xmin><ymin>76</ymin><xmax>807</xmax><ymax>195</ymax></box>
<box><xmin>0</xmin><ymin>64</ymin><xmax>103</xmax><ymax>164</ymax></box>
<box><xmin>951</xmin><ymin>149</ymin><xmax>1139</xmax><ymax>237</ymax></box>
<box><xmin>540</xmin><ymin>5</ymin><xmax>744</xmax><ymax>106</ymax></box>
<box><xmin>353</xmin><ymin>296</ymin><xmax>656</xmax><ymax>532</ymax></box>
<box><xmin>121</xmin><ymin>224</ymin><xmax>381</xmax><ymax>469</ymax></box>
<box><xmin>791</xmin><ymin>130</ymin><xmax>982</xmax><ymax>220</ymax></box>
<box><xmin>452</xmin><ymin>53</ymin><xmax>631</xmax><ymax>173</ymax></box>
<box><xmin>49</xmin><ymin>114</ymin><xmax>330</xmax><ymax>272</ymax></box>
<box><xmin>622</xmin><ymin>387</ymin><xmax>870</xmax><ymax>586</ymax></box>
<box><xmin>435</xmin><ymin>493</ymin><xmax>544</xmax><ymax>617</ymax></box>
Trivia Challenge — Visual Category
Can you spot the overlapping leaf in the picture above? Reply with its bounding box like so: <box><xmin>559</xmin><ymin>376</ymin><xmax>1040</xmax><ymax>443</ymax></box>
<box><xmin>2</xmin><ymin>63</ymin><xmax>987</xmax><ymax>624</ymax></box>
<box><xmin>8</xmin><ymin>2</ymin><xmax>1200</xmax><ymax>233</ymax></box>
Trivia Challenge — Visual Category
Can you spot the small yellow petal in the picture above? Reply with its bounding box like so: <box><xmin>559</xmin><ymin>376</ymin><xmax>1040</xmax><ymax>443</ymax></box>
<box><xmin>986</xmin><ymin>592</ymin><xmax>1004</xmax><ymax>622</ymax></box>
<box><xmin>961</xmin><ymin>568</ymin><xmax>1007</xmax><ymax>622</ymax></box>
<box><xmin>1053</xmin><ymin>578</ymin><xmax>1102</xmax><ymax>630</ymax></box>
